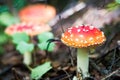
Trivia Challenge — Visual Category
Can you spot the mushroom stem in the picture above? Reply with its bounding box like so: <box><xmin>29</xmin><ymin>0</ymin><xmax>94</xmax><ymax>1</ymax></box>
<box><xmin>77</xmin><ymin>48</ymin><xmax>89</xmax><ymax>79</ymax></box>
<box><xmin>23</xmin><ymin>52</ymin><xmax>32</xmax><ymax>65</ymax></box>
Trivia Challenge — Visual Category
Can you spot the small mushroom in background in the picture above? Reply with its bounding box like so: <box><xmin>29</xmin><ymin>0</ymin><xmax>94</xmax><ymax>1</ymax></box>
<box><xmin>4</xmin><ymin>22</ymin><xmax>51</xmax><ymax>65</ymax></box>
<box><xmin>19</xmin><ymin>4</ymin><xmax>56</xmax><ymax>24</ymax></box>
<box><xmin>61</xmin><ymin>25</ymin><xmax>106</xmax><ymax>79</ymax></box>
<box><xmin>5</xmin><ymin>22</ymin><xmax>51</xmax><ymax>37</ymax></box>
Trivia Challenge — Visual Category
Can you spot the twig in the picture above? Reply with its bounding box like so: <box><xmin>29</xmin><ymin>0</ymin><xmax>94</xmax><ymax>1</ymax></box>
<box><xmin>96</xmin><ymin>46</ymin><xmax>119</xmax><ymax>64</ymax></box>
<box><xmin>68</xmin><ymin>47</ymin><xmax>75</xmax><ymax>67</ymax></box>
<box><xmin>12</xmin><ymin>68</ymin><xmax>23</xmax><ymax>80</ymax></box>
<box><xmin>61</xmin><ymin>69</ymin><xmax>72</xmax><ymax>80</ymax></box>
<box><xmin>49</xmin><ymin>2</ymin><xmax>86</xmax><ymax>27</ymax></box>
<box><xmin>89</xmin><ymin>59</ymin><xmax>104</xmax><ymax>75</ymax></box>
<box><xmin>108</xmin><ymin>48</ymin><xmax>116</xmax><ymax>73</ymax></box>
<box><xmin>0</xmin><ymin>65</ymin><xmax>13</xmax><ymax>76</ymax></box>
<box><xmin>101</xmin><ymin>68</ymin><xmax>120</xmax><ymax>80</ymax></box>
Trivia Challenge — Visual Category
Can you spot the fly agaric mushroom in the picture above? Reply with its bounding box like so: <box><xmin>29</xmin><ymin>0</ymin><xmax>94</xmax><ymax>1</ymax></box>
<box><xmin>19</xmin><ymin>4</ymin><xmax>56</xmax><ymax>24</ymax></box>
<box><xmin>5</xmin><ymin>22</ymin><xmax>51</xmax><ymax>37</ymax></box>
<box><xmin>61</xmin><ymin>25</ymin><xmax>106</xmax><ymax>79</ymax></box>
<box><xmin>5</xmin><ymin>22</ymin><xmax>51</xmax><ymax>65</ymax></box>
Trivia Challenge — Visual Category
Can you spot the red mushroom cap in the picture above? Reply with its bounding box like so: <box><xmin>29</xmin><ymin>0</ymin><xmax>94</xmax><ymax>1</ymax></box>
<box><xmin>61</xmin><ymin>25</ymin><xmax>106</xmax><ymax>48</ymax></box>
<box><xmin>5</xmin><ymin>22</ymin><xmax>51</xmax><ymax>36</ymax></box>
<box><xmin>19</xmin><ymin>4</ymin><xmax>56</xmax><ymax>24</ymax></box>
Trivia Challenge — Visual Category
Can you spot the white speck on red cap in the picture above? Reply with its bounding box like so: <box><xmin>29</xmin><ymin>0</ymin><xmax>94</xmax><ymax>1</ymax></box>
<box><xmin>77</xmin><ymin>29</ymin><xmax>81</xmax><ymax>32</ymax></box>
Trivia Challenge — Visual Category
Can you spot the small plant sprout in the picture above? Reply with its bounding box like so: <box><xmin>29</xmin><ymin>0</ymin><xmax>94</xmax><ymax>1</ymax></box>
<box><xmin>16</xmin><ymin>40</ymin><xmax>34</xmax><ymax>65</ymax></box>
<box><xmin>61</xmin><ymin>25</ymin><xmax>106</xmax><ymax>79</ymax></box>
<box><xmin>31</xmin><ymin>61</ymin><xmax>52</xmax><ymax>80</ymax></box>
<box><xmin>37</xmin><ymin>32</ymin><xmax>55</xmax><ymax>52</ymax></box>
<box><xmin>0</xmin><ymin>12</ymin><xmax>19</xmax><ymax>26</ymax></box>
<box><xmin>10</xmin><ymin>32</ymin><xmax>34</xmax><ymax>65</ymax></box>
<box><xmin>19</xmin><ymin>4</ymin><xmax>56</xmax><ymax>24</ymax></box>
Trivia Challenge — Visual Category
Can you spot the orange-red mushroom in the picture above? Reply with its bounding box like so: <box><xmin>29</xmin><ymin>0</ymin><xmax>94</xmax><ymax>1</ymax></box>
<box><xmin>19</xmin><ymin>4</ymin><xmax>56</xmax><ymax>24</ymax></box>
<box><xmin>61</xmin><ymin>25</ymin><xmax>106</xmax><ymax>79</ymax></box>
<box><xmin>5</xmin><ymin>22</ymin><xmax>51</xmax><ymax>36</ymax></box>
<box><xmin>61</xmin><ymin>25</ymin><xmax>106</xmax><ymax>48</ymax></box>
<box><xmin>5</xmin><ymin>22</ymin><xmax>51</xmax><ymax>65</ymax></box>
